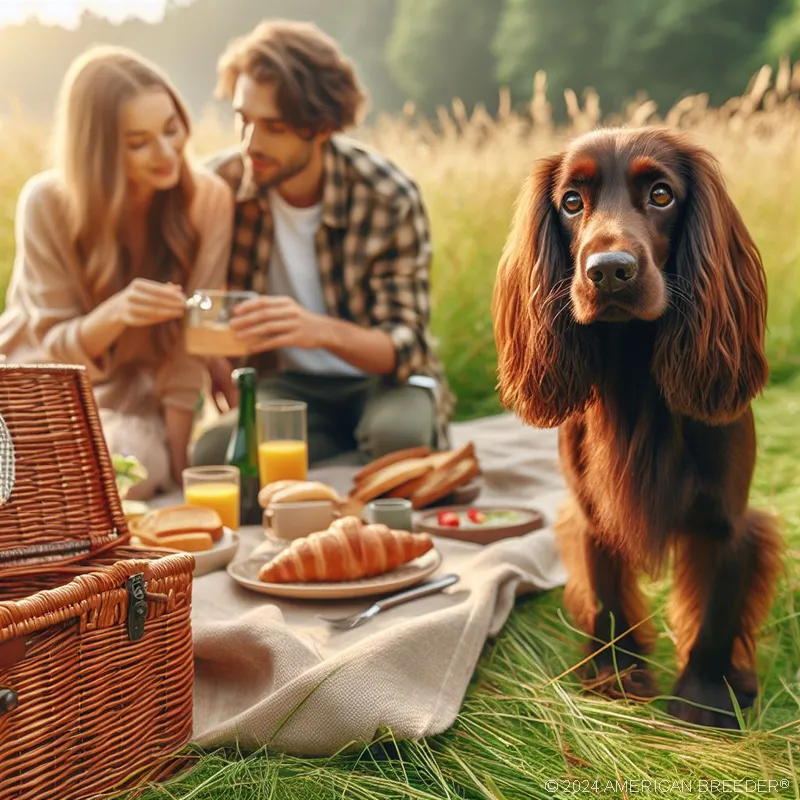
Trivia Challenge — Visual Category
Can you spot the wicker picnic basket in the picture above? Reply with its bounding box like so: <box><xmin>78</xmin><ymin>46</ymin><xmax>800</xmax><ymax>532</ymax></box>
<box><xmin>0</xmin><ymin>364</ymin><xmax>195</xmax><ymax>800</ymax></box>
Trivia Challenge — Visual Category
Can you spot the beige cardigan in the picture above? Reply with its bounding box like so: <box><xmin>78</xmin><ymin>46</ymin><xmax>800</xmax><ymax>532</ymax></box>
<box><xmin>0</xmin><ymin>168</ymin><xmax>234</xmax><ymax>414</ymax></box>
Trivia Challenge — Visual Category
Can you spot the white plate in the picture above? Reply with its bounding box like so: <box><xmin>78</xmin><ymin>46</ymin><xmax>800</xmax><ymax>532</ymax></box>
<box><xmin>226</xmin><ymin>544</ymin><xmax>442</xmax><ymax>599</ymax></box>
<box><xmin>192</xmin><ymin>527</ymin><xmax>240</xmax><ymax>577</ymax></box>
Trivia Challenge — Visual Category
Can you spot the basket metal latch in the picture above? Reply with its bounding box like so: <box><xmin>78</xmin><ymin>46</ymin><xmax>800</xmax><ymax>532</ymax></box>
<box><xmin>126</xmin><ymin>573</ymin><xmax>148</xmax><ymax>642</ymax></box>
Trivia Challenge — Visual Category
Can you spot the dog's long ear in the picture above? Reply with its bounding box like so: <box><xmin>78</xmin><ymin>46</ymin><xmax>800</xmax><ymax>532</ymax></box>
<box><xmin>652</xmin><ymin>144</ymin><xmax>769</xmax><ymax>424</ymax></box>
<box><xmin>492</xmin><ymin>154</ymin><xmax>598</xmax><ymax>428</ymax></box>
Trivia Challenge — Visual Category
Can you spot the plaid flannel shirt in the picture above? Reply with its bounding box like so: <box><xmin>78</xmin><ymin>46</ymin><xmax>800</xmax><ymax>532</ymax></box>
<box><xmin>207</xmin><ymin>134</ymin><xmax>454</xmax><ymax>449</ymax></box>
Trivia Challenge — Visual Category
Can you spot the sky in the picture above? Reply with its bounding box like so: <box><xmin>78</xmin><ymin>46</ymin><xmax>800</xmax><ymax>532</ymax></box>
<box><xmin>0</xmin><ymin>1</ymin><xmax>193</xmax><ymax>29</ymax></box>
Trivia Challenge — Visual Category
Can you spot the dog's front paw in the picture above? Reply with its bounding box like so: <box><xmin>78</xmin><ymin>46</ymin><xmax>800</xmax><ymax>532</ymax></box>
<box><xmin>583</xmin><ymin>662</ymin><xmax>659</xmax><ymax>700</ymax></box>
<box><xmin>669</xmin><ymin>668</ymin><xmax>757</xmax><ymax>729</ymax></box>
<box><xmin>582</xmin><ymin>640</ymin><xmax>659</xmax><ymax>701</ymax></box>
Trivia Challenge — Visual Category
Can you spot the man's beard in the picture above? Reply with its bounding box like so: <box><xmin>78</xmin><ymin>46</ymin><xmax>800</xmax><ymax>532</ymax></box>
<box><xmin>250</xmin><ymin>147</ymin><xmax>313</xmax><ymax>189</ymax></box>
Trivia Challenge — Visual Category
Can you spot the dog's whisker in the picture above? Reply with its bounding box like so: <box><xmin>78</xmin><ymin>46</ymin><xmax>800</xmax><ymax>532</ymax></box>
<box><xmin>666</xmin><ymin>273</ymin><xmax>694</xmax><ymax>292</ymax></box>
<box><xmin>541</xmin><ymin>280</ymin><xmax>572</xmax><ymax>312</ymax></box>
<box><xmin>550</xmin><ymin>299</ymin><xmax>575</xmax><ymax>328</ymax></box>
<box><xmin>666</xmin><ymin>297</ymin><xmax>693</xmax><ymax>327</ymax></box>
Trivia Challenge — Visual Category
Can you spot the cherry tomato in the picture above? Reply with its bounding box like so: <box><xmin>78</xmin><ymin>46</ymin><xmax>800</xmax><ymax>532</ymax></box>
<box><xmin>437</xmin><ymin>511</ymin><xmax>460</xmax><ymax>527</ymax></box>
<box><xmin>467</xmin><ymin>509</ymin><xmax>486</xmax><ymax>524</ymax></box>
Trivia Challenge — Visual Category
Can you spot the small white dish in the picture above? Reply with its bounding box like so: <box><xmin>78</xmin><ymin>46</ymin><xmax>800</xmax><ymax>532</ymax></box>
<box><xmin>192</xmin><ymin>527</ymin><xmax>240</xmax><ymax>577</ymax></box>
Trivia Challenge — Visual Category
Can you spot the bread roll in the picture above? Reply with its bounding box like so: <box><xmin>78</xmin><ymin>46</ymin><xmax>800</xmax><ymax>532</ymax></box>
<box><xmin>258</xmin><ymin>479</ymin><xmax>304</xmax><ymax>508</ymax></box>
<box><xmin>268</xmin><ymin>481</ymin><xmax>341</xmax><ymax>505</ymax></box>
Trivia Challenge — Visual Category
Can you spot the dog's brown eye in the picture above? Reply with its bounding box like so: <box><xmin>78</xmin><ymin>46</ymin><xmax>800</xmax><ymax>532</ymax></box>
<box><xmin>562</xmin><ymin>191</ymin><xmax>583</xmax><ymax>214</ymax></box>
<box><xmin>649</xmin><ymin>184</ymin><xmax>674</xmax><ymax>207</ymax></box>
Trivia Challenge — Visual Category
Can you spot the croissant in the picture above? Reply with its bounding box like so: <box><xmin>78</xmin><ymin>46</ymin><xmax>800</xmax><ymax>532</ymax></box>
<box><xmin>258</xmin><ymin>516</ymin><xmax>433</xmax><ymax>583</ymax></box>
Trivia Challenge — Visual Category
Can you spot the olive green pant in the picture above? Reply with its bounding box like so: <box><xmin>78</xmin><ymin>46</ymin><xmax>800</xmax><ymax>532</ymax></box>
<box><xmin>190</xmin><ymin>371</ymin><xmax>437</xmax><ymax>468</ymax></box>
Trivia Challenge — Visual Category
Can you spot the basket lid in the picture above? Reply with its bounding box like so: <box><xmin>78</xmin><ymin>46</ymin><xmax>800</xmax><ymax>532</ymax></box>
<box><xmin>0</xmin><ymin>364</ymin><xmax>130</xmax><ymax>573</ymax></box>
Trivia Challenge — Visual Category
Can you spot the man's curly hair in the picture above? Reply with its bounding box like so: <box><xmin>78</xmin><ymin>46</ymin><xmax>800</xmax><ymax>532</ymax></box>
<box><xmin>216</xmin><ymin>19</ymin><xmax>368</xmax><ymax>134</ymax></box>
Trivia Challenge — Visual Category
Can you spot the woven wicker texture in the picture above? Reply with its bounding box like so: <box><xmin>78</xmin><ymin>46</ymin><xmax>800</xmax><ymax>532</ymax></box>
<box><xmin>0</xmin><ymin>365</ymin><xmax>129</xmax><ymax>572</ymax></box>
<box><xmin>0</xmin><ymin>365</ymin><xmax>195</xmax><ymax>799</ymax></box>
<box><xmin>0</xmin><ymin>412</ymin><xmax>13</xmax><ymax>506</ymax></box>
<box><xmin>0</xmin><ymin>548</ymin><xmax>195</xmax><ymax>800</ymax></box>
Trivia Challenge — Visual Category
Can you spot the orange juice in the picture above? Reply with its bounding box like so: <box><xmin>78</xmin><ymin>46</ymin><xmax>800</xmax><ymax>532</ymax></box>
<box><xmin>184</xmin><ymin>482</ymin><xmax>240</xmax><ymax>530</ymax></box>
<box><xmin>258</xmin><ymin>439</ymin><xmax>308</xmax><ymax>487</ymax></box>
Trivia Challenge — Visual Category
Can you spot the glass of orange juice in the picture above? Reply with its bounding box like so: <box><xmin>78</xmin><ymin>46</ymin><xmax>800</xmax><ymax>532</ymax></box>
<box><xmin>256</xmin><ymin>400</ymin><xmax>308</xmax><ymax>488</ymax></box>
<box><xmin>182</xmin><ymin>465</ymin><xmax>241</xmax><ymax>530</ymax></box>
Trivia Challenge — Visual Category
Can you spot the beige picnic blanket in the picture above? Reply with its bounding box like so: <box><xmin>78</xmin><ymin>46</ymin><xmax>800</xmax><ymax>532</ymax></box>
<box><xmin>182</xmin><ymin>413</ymin><xmax>568</xmax><ymax>757</ymax></box>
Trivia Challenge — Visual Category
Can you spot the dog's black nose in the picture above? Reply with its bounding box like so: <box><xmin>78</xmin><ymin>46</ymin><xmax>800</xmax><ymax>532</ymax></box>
<box><xmin>585</xmin><ymin>251</ymin><xmax>638</xmax><ymax>293</ymax></box>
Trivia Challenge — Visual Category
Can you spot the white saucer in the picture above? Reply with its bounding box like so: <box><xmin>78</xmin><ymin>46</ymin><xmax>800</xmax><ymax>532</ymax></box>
<box><xmin>192</xmin><ymin>527</ymin><xmax>240</xmax><ymax>577</ymax></box>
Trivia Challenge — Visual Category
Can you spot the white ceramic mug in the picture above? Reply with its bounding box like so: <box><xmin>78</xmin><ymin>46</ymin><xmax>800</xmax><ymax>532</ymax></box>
<box><xmin>267</xmin><ymin>500</ymin><xmax>335</xmax><ymax>540</ymax></box>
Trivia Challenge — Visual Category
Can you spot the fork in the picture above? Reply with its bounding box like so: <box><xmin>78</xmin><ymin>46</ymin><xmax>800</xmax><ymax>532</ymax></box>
<box><xmin>317</xmin><ymin>573</ymin><xmax>460</xmax><ymax>630</ymax></box>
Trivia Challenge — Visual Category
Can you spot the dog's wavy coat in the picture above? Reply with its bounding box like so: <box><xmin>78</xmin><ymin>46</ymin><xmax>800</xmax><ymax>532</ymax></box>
<box><xmin>492</xmin><ymin>127</ymin><xmax>784</xmax><ymax>728</ymax></box>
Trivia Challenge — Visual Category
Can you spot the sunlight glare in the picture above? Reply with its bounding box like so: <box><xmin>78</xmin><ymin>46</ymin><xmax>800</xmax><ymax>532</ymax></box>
<box><xmin>0</xmin><ymin>1</ymin><xmax>181</xmax><ymax>30</ymax></box>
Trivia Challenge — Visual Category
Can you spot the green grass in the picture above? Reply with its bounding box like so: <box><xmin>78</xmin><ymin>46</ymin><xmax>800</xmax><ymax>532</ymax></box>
<box><xmin>122</xmin><ymin>381</ymin><xmax>799</xmax><ymax>799</ymax></box>
<box><xmin>1</xmin><ymin>76</ymin><xmax>799</xmax><ymax>799</ymax></box>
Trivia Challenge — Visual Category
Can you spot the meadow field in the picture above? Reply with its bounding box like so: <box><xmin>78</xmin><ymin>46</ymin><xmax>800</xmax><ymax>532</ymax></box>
<box><xmin>1</xmin><ymin>65</ymin><xmax>799</xmax><ymax>799</ymax></box>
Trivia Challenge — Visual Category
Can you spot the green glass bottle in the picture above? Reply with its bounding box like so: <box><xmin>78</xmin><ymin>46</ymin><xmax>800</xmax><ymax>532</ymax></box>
<box><xmin>225</xmin><ymin>367</ymin><xmax>261</xmax><ymax>526</ymax></box>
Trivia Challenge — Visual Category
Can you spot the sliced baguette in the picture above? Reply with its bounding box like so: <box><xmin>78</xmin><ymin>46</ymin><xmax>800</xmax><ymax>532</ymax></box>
<box><xmin>385</xmin><ymin>472</ymin><xmax>432</xmax><ymax>499</ymax></box>
<box><xmin>411</xmin><ymin>456</ymin><xmax>481</xmax><ymax>509</ymax></box>
<box><xmin>428</xmin><ymin>441</ymin><xmax>475</xmax><ymax>473</ymax></box>
<box><xmin>384</xmin><ymin>443</ymin><xmax>476</xmax><ymax>498</ymax></box>
<box><xmin>351</xmin><ymin>446</ymin><xmax>433</xmax><ymax>486</ymax></box>
<box><xmin>402</xmin><ymin>442</ymin><xmax>476</xmax><ymax>501</ymax></box>
<box><xmin>350</xmin><ymin>457</ymin><xmax>432</xmax><ymax>502</ymax></box>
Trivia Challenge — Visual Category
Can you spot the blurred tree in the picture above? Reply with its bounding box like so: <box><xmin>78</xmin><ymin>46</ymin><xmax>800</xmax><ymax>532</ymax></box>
<box><xmin>387</xmin><ymin>0</ymin><xmax>503</xmax><ymax>114</ymax></box>
<box><xmin>494</xmin><ymin>0</ymin><xmax>784</xmax><ymax>119</ymax></box>
<box><xmin>763</xmin><ymin>0</ymin><xmax>800</xmax><ymax>62</ymax></box>
<box><xmin>334</xmin><ymin>0</ymin><xmax>407</xmax><ymax>116</ymax></box>
<box><xmin>0</xmin><ymin>0</ymin><xmax>789</xmax><ymax>125</ymax></box>
<box><xmin>600</xmin><ymin>0</ymin><xmax>785</xmax><ymax>109</ymax></box>
<box><xmin>494</xmin><ymin>0</ymin><xmax>604</xmax><ymax>115</ymax></box>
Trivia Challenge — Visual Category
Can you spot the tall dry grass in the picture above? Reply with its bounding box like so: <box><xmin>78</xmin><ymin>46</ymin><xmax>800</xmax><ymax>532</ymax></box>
<box><xmin>2</xmin><ymin>62</ymin><xmax>800</xmax><ymax>417</ymax></box>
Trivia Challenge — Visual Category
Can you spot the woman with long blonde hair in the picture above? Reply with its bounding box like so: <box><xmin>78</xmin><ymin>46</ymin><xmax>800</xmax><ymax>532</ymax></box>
<box><xmin>0</xmin><ymin>45</ymin><xmax>233</xmax><ymax>499</ymax></box>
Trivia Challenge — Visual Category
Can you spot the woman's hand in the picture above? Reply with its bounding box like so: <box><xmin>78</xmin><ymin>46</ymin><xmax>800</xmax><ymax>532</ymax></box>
<box><xmin>113</xmin><ymin>278</ymin><xmax>187</xmax><ymax>327</ymax></box>
<box><xmin>79</xmin><ymin>278</ymin><xmax>185</xmax><ymax>362</ymax></box>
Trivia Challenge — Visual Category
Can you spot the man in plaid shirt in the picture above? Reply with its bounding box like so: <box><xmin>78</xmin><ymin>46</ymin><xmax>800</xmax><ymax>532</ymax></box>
<box><xmin>192</xmin><ymin>19</ymin><xmax>454</xmax><ymax>467</ymax></box>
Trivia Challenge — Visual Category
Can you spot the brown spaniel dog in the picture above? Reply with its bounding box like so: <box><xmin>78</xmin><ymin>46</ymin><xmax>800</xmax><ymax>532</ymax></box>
<box><xmin>492</xmin><ymin>127</ymin><xmax>784</xmax><ymax>729</ymax></box>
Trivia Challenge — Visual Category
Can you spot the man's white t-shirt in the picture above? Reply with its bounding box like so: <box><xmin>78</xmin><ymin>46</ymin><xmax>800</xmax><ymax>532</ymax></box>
<box><xmin>267</xmin><ymin>189</ymin><xmax>364</xmax><ymax>377</ymax></box>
